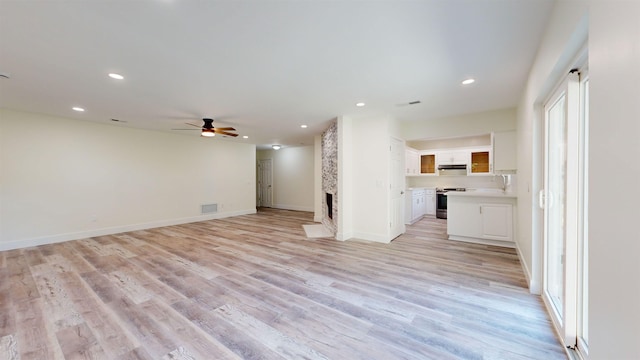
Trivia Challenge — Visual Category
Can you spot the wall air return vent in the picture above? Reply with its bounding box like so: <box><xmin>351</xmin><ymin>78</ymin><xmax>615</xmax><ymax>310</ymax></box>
<box><xmin>201</xmin><ymin>203</ymin><xmax>218</xmax><ymax>214</ymax></box>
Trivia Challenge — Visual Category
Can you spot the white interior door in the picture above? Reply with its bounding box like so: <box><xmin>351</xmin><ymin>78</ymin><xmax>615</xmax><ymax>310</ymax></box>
<box><xmin>257</xmin><ymin>159</ymin><xmax>273</xmax><ymax>207</ymax></box>
<box><xmin>389</xmin><ymin>137</ymin><xmax>406</xmax><ymax>239</ymax></box>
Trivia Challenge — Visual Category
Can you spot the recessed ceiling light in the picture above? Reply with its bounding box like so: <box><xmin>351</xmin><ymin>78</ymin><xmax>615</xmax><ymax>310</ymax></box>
<box><xmin>300</xmin><ymin>125</ymin><xmax>308</xmax><ymax>128</ymax></box>
<box><xmin>462</xmin><ymin>78</ymin><xmax>475</xmax><ymax>85</ymax></box>
<box><xmin>356</xmin><ymin>102</ymin><xmax>365</xmax><ymax>107</ymax></box>
<box><xmin>108</xmin><ymin>73</ymin><xmax>124</xmax><ymax>80</ymax></box>
<box><xmin>272</xmin><ymin>145</ymin><xmax>281</xmax><ymax>150</ymax></box>
<box><xmin>243</xmin><ymin>135</ymin><xmax>249</xmax><ymax>139</ymax></box>
<box><xmin>72</xmin><ymin>107</ymin><xmax>85</xmax><ymax>112</ymax></box>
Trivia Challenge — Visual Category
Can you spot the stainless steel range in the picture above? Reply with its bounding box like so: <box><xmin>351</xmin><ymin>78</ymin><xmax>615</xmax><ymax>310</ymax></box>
<box><xmin>436</xmin><ymin>187</ymin><xmax>466</xmax><ymax>219</ymax></box>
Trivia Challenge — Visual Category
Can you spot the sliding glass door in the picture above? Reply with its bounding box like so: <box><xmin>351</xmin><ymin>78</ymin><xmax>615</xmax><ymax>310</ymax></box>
<box><xmin>543</xmin><ymin>82</ymin><xmax>569</xmax><ymax>324</ymax></box>
<box><xmin>542</xmin><ymin>69</ymin><xmax>588</xmax><ymax>355</ymax></box>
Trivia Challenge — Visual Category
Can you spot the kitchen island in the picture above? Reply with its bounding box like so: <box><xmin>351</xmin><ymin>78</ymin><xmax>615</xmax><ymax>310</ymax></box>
<box><xmin>446</xmin><ymin>189</ymin><xmax>517</xmax><ymax>247</ymax></box>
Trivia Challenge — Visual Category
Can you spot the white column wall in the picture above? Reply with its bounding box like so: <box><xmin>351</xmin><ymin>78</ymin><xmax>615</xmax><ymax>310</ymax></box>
<box><xmin>337</xmin><ymin>115</ymin><xmax>396</xmax><ymax>243</ymax></box>
<box><xmin>351</xmin><ymin>116</ymin><xmax>391</xmax><ymax>242</ymax></box>
<box><xmin>314</xmin><ymin>135</ymin><xmax>322</xmax><ymax>222</ymax></box>
<box><xmin>337</xmin><ymin>116</ymin><xmax>353</xmax><ymax>241</ymax></box>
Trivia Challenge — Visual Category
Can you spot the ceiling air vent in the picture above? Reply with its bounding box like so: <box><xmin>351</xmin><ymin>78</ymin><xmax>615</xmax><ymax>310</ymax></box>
<box><xmin>201</xmin><ymin>203</ymin><xmax>218</xmax><ymax>214</ymax></box>
<box><xmin>396</xmin><ymin>100</ymin><xmax>422</xmax><ymax>107</ymax></box>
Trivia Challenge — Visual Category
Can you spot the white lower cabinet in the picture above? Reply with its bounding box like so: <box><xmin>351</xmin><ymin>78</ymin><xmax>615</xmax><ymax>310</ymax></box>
<box><xmin>447</xmin><ymin>194</ymin><xmax>516</xmax><ymax>246</ymax></box>
<box><xmin>446</xmin><ymin>200</ymin><xmax>483</xmax><ymax>238</ymax></box>
<box><xmin>480</xmin><ymin>204</ymin><xmax>513</xmax><ymax>241</ymax></box>
<box><xmin>425</xmin><ymin>188</ymin><xmax>436</xmax><ymax>215</ymax></box>
<box><xmin>405</xmin><ymin>189</ymin><xmax>427</xmax><ymax>224</ymax></box>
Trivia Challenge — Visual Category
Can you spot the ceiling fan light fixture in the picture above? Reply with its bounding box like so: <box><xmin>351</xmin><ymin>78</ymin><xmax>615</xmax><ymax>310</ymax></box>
<box><xmin>272</xmin><ymin>145</ymin><xmax>281</xmax><ymax>150</ymax></box>
<box><xmin>201</xmin><ymin>128</ymin><xmax>215</xmax><ymax>137</ymax></box>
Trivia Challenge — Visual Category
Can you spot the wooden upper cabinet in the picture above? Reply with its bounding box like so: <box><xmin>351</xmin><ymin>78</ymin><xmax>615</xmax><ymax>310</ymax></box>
<box><xmin>420</xmin><ymin>154</ymin><xmax>436</xmax><ymax>174</ymax></box>
<box><xmin>470</xmin><ymin>150</ymin><xmax>491</xmax><ymax>174</ymax></box>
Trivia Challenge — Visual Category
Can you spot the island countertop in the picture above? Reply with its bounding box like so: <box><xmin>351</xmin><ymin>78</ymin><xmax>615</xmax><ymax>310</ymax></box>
<box><xmin>445</xmin><ymin>189</ymin><xmax>517</xmax><ymax>199</ymax></box>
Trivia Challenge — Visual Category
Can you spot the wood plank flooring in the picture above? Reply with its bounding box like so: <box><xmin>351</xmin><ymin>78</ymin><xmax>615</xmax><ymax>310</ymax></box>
<box><xmin>0</xmin><ymin>208</ymin><xmax>566</xmax><ymax>359</ymax></box>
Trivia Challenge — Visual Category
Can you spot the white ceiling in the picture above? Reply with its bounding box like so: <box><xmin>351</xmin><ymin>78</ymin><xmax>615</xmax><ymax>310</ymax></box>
<box><xmin>0</xmin><ymin>0</ymin><xmax>554</xmax><ymax>149</ymax></box>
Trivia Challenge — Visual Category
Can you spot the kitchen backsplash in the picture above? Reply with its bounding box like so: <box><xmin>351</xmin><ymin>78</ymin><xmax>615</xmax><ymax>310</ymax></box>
<box><xmin>407</xmin><ymin>174</ymin><xmax>517</xmax><ymax>192</ymax></box>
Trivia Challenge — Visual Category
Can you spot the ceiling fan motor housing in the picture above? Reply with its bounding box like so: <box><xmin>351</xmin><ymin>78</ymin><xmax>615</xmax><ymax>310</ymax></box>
<box><xmin>202</xmin><ymin>118</ymin><xmax>215</xmax><ymax>129</ymax></box>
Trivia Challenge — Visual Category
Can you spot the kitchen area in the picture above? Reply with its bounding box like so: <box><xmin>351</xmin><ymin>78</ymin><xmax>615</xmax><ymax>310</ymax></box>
<box><xmin>404</xmin><ymin>131</ymin><xmax>518</xmax><ymax>247</ymax></box>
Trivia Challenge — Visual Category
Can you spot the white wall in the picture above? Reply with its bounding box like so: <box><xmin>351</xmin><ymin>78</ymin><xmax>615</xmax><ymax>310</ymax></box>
<box><xmin>588</xmin><ymin>1</ymin><xmax>640</xmax><ymax>358</ymax></box>
<box><xmin>518</xmin><ymin>0</ymin><xmax>640</xmax><ymax>358</ymax></box>
<box><xmin>0</xmin><ymin>109</ymin><xmax>256</xmax><ymax>250</ymax></box>
<box><xmin>516</xmin><ymin>0</ymin><xmax>588</xmax><ymax>294</ymax></box>
<box><xmin>408</xmin><ymin>133</ymin><xmax>491</xmax><ymax>150</ymax></box>
<box><xmin>401</xmin><ymin>108</ymin><xmax>516</xmax><ymax>141</ymax></box>
<box><xmin>256</xmin><ymin>146</ymin><xmax>314</xmax><ymax>212</ymax></box>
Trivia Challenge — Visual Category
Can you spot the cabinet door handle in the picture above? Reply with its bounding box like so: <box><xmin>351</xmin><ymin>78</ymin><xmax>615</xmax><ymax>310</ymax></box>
<box><xmin>479</xmin><ymin>206</ymin><xmax>482</xmax><ymax>214</ymax></box>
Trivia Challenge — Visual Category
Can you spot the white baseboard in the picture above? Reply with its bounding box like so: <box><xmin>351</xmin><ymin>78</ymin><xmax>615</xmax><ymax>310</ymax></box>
<box><xmin>335</xmin><ymin>231</ymin><xmax>351</xmax><ymax>241</ymax></box>
<box><xmin>0</xmin><ymin>209</ymin><xmax>257</xmax><ymax>251</ymax></box>
<box><xmin>515</xmin><ymin>240</ymin><xmax>541</xmax><ymax>294</ymax></box>
<box><xmin>348</xmin><ymin>231</ymin><xmax>392</xmax><ymax>244</ymax></box>
<box><xmin>271</xmin><ymin>204</ymin><xmax>314</xmax><ymax>212</ymax></box>
<box><xmin>448</xmin><ymin>235</ymin><xmax>516</xmax><ymax>248</ymax></box>
<box><xmin>515</xmin><ymin>240</ymin><xmax>532</xmax><ymax>291</ymax></box>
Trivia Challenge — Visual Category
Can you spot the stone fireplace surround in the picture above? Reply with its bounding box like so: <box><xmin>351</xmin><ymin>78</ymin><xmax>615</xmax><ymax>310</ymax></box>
<box><xmin>321</xmin><ymin>121</ymin><xmax>337</xmax><ymax>235</ymax></box>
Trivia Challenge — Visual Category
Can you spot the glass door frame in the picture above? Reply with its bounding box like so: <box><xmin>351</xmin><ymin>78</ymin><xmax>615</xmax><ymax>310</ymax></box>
<box><xmin>576</xmin><ymin>72</ymin><xmax>590</xmax><ymax>357</ymax></box>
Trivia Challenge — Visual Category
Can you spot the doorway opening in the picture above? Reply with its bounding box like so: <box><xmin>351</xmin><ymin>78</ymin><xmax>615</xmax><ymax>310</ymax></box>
<box><xmin>257</xmin><ymin>158</ymin><xmax>273</xmax><ymax>208</ymax></box>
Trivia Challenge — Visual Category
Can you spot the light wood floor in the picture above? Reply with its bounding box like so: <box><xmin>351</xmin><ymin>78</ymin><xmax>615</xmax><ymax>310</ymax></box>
<box><xmin>0</xmin><ymin>208</ymin><xmax>566</xmax><ymax>359</ymax></box>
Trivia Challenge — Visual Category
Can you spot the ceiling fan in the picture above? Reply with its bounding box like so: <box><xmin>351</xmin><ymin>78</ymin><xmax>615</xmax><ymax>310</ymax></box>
<box><xmin>173</xmin><ymin>118</ymin><xmax>238</xmax><ymax>137</ymax></box>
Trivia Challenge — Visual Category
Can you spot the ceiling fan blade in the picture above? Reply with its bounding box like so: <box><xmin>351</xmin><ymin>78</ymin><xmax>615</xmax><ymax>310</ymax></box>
<box><xmin>171</xmin><ymin>128</ymin><xmax>199</xmax><ymax>130</ymax></box>
<box><xmin>185</xmin><ymin>123</ymin><xmax>201</xmax><ymax>128</ymax></box>
<box><xmin>215</xmin><ymin>127</ymin><xmax>236</xmax><ymax>131</ymax></box>
<box><xmin>215</xmin><ymin>130</ymin><xmax>239</xmax><ymax>137</ymax></box>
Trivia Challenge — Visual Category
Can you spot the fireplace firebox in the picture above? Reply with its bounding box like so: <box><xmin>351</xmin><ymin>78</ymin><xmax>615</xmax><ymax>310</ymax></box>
<box><xmin>326</xmin><ymin>193</ymin><xmax>333</xmax><ymax>219</ymax></box>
